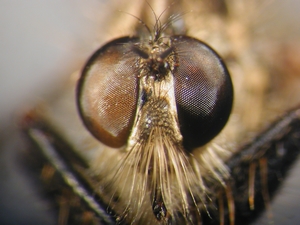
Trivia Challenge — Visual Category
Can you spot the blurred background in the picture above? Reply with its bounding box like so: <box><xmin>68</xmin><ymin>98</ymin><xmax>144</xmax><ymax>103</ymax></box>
<box><xmin>0</xmin><ymin>0</ymin><xmax>300</xmax><ymax>224</ymax></box>
<box><xmin>0</xmin><ymin>1</ymin><xmax>108</xmax><ymax>132</ymax></box>
<box><xmin>0</xmin><ymin>1</ymin><xmax>108</xmax><ymax>224</ymax></box>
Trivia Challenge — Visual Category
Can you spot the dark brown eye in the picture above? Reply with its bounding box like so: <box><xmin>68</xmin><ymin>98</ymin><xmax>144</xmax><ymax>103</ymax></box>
<box><xmin>172</xmin><ymin>35</ymin><xmax>233</xmax><ymax>149</ymax></box>
<box><xmin>77</xmin><ymin>37</ymin><xmax>139</xmax><ymax>148</ymax></box>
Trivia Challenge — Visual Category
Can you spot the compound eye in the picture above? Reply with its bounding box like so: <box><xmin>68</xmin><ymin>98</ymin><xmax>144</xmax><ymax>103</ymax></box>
<box><xmin>172</xmin><ymin>35</ymin><xmax>233</xmax><ymax>149</ymax></box>
<box><xmin>77</xmin><ymin>37</ymin><xmax>139</xmax><ymax>148</ymax></box>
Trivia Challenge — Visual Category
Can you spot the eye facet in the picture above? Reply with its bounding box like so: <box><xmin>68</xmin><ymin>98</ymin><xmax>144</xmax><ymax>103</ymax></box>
<box><xmin>77</xmin><ymin>37</ymin><xmax>139</xmax><ymax>148</ymax></box>
<box><xmin>172</xmin><ymin>35</ymin><xmax>233</xmax><ymax>149</ymax></box>
<box><xmin>77</xmin><ymin>35</ymin><xmax>233</xmax><ymax>150</ymax></box>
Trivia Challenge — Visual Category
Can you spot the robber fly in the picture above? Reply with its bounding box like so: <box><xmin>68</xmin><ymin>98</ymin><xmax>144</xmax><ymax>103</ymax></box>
<box><xmin>5</xmin><ymin>0</ymin><xmax>300</xmax><ymax>224</ymax></box>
